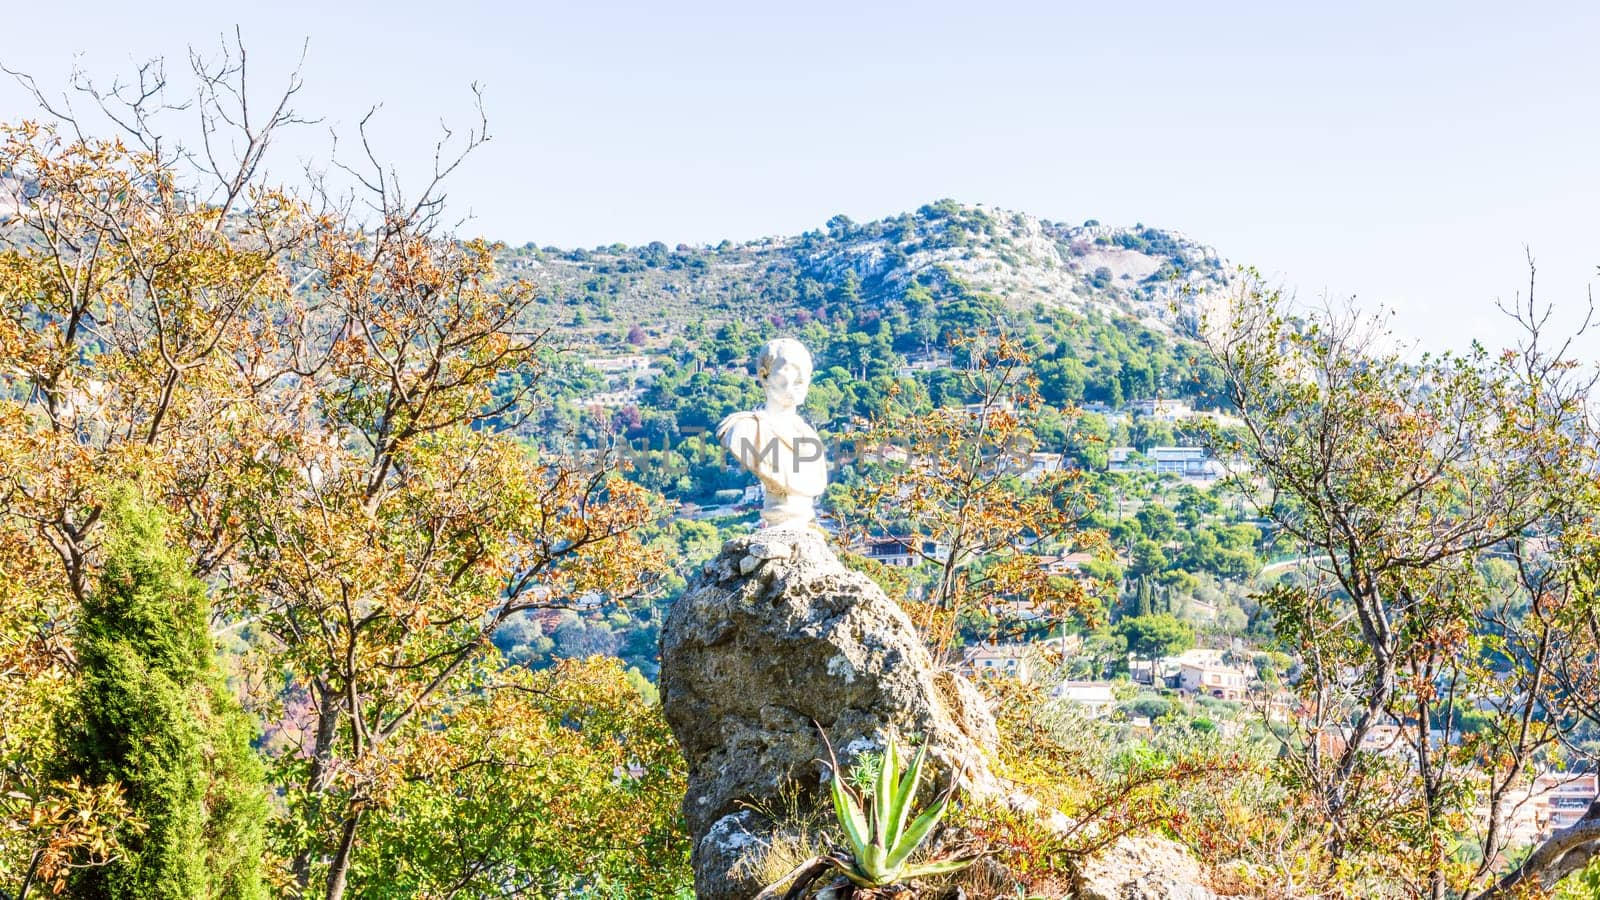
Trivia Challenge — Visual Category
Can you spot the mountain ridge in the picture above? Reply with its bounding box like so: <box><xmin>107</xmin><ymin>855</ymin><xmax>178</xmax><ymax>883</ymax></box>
<box><xmin>496</xmin><ymin>199</ymin><xmax>1234</xmax><ymax>343</ymax></box>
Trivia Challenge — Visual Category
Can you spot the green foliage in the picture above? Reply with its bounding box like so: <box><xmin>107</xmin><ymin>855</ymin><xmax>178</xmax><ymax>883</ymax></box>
<box><xmin>968</xmin><ymin>678</ymin><xmax>1266</xmax><ymax>884</ymax></box>
<box><xmin>1206</xmin><ymin>276</ymin><xmax>1600</xmax><ymax>896</ymax></box>
<box><xmin>1133</xmin><ymin>578</ymin><xmax>1155</xmax><ymax>617</ymax></box>
<box><xmin>58</xmin><ymin>490</ymin><xmax>267</xmax><ymax>900</ymax></box>
<box><xmin>348</xmin><ymin>658</ymin><xmax>691</xmax><ymax>899</ymax></box>
<box><xmin>526</xmin><ymin>202</ymin><xmax>1234</xmax><ymax>510</ymax></box>
<box><xmin>1123</xmin><ymin>696</ymin><xmax>1175</xmax><ymax>720</ymax></box>
<box><xmin>1116</xmin><ymin>614</ymin><xmax>1195</xmax><ymax>663</ymax></box>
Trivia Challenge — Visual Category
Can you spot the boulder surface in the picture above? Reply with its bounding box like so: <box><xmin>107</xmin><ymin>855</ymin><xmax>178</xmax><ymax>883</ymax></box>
<box><xmin>660</xmin><ymin>529</ymin><xmax>1000</xmax><ymax>898</ymax></box>
<box><xmin>1075</xmin><ymin>835</ymin><xmax>1220</xmax><ymax>900</ymax></box>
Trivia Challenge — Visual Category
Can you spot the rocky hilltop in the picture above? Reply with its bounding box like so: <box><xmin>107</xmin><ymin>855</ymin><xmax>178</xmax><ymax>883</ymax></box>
<box><xmin>500</xmin><ymin>201</ymin><xmax>1231</xmax><ymax>341</ymax></box>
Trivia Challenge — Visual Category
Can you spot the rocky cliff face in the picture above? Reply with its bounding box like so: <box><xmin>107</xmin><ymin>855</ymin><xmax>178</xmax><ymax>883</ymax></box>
<box><xmin>659</xmin><ymin>528</ymin><xmax>1224</xmax><ymax>899</ymax></box>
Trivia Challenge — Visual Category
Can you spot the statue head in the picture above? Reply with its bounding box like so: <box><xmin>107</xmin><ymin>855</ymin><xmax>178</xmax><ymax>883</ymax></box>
<box><xmin>757</xmin><ymin>338</ymin><xmax>813</xmax><ymax>410</ymax></box>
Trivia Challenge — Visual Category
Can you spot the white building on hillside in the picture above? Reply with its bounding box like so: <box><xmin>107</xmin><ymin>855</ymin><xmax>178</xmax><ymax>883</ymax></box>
<box><xmin>1130</xmin><ymin>398</ymin><xmax>1192</xmax><ymax>420</ymax></box>
<box><xmin>1178</xmin><ymin>658</ymin><xmax>1250</xmax><ymax>701</ymax></box>
<box><xmin>584</xmin><ymin>355</ymin><xmax>651</xmax><ymax>375</ymax></box>
<box><xmin>960</xmin><ymin>642</ymin><xmax>1037</xmax><ymax>683</ymax></box>
<box><xmin>1017</xmin><ymin>451</ymin><xmax>1066</xmax><ymax>481</ymax></box>
<box><xmin>1055</xmin><ymin>681</ymin><xmax>1117</xmax><ymax>718</ymax></box>
<box><xmin>854</xmin><ymin>536</ymin><xmax>948</xmax><ymax>569</ymax></box>
<box><xmin>1536</xmin><ymin>772</ymin><xmax>1599</xmax><ymax>836</ymax></box>
<box><xmin>1149</xmin><ymin>446</ymin><xmax>1220</xmax><ymax>479</ymax></box>
<box><xmin>1108</xmin><ymin>445</ymin><xmax>1224</xmax><ymax>480</ymax></box>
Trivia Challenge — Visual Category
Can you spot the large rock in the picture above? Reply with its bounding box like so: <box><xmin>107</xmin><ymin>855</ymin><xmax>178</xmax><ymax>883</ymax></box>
<box><xmin>659</xmin><ymin>528</ymin><xmax>1223</xmax><ymax>899</ymax></box>
<box><xmin>1075</xmin><ymin>835</ymin><xmax>1219</xmax><ymax>900</ymax></box>
<box><xmin>660</xmin><ymin>529</ymin><xmax>1001</xmax><ymax>899</ymax></box>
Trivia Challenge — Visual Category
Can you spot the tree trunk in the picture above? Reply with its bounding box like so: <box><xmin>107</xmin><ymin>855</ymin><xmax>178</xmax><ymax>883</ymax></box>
<box><xmin>1474</xmin><ymin>800</ymin><xmax>1600</xmax><ymax>899</ymax></box>
<box><xmin>293</xmin><ymin>684</ymin><xmax>342</xmax><ymax>893</ymax></box>
<box><xmin>324</xmin><ymin>807</ymin><xmax>364</xmax><ymax>900</ymax></box>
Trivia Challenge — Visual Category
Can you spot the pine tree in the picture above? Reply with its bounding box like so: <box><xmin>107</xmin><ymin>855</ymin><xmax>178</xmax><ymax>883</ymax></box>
<box><xmin>59</xmin><ymin>491</ymin><xmax>267</xmax><ymax>900</ymax></box>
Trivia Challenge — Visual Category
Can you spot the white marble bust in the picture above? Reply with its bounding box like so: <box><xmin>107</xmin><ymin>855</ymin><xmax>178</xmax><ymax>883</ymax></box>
<box><xmin>715</xmin><ymin>338</ymin><xmax>829</xmax><ymax>530</ymax></box>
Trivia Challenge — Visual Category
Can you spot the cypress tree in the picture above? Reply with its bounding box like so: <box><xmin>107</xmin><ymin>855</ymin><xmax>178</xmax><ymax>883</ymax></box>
<box><xmin>1135</xmin><ymin>578</ymin><xmax>1154</xmax><ymax>617</ymax></box>
<box><xmin>59</xmin><ymin>490</ymin><xmax>267</xmax><ymax>900</ymax></box>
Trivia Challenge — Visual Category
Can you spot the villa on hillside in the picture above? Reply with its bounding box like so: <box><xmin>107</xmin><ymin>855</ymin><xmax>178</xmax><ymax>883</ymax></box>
<box><xmin>1150</xmin><ymin>447</ymin><xmax>1222</xmax><ymax>479</ymax></box>
<box><xmin>1034</xmin><ymin>551</ymin><xmax>1097</xmax><ymax>577</ymax></box>
<box><xmin>1133</xmin><ymin>648</ymin><xmax>1250</xmax><ymax>694</ymax></box>
<box><xmin>861</xmin><ymin>444</ymin><xmax>911</xmax><ymax>464</ymax></box>
<box><xmin>1054</xmin><ymin>681</ymin><xmax>1118</xmax><ymax>718</ymax></box>
<box><xmin>1109</xmin><ymin>445</ymin><xmax>1224</xmax><ymax>481</ymax></box>
<box><xmin>1178</xmin><ymin>658</ymin><xmax>1251</xmax><ymax>701</ymax></box>
<box><xmin>960</xmin><ymin>399</ymin><xmax>1016</xmax><ymax>421</ymax></box>
<box><xmin>583</xmin><ymin>354</ymin><xmax>651</xmax><ymax>375</ymax></box>
<box><xmin>1534</xmin><ymin>772</ymin><xmax>1600</xmax><ymax>836</ymax></box>
<box><xmin>854</xmin><ymin>535</ymin><xmax>948</xmax><ymax>569</ymax></box>
<box><xmin>896</xmin><ymin>350</ymin><xmax>952</xmax><ymax>377</ymax></box>
<box><xmin>1476</xmin><ymin>771</ymin><xmax>1599</xmax><ymax>859</ymax></box>
<box><xmin>577</xmin><ymin>388</ymin><xmax>645</xmax><ymax>408</ymax></box>
<box><xmin>1129</xmin><ymin>655</ymin><xmax>1181</xmax><ymax>687</ymax></box>
<box><xmin>1130</xmin><ymin>398</ymin><xmax>1192</xmax><ymax>420</ymax></box>
<box><xmin>1017</xmin><ymin>451</ymin><xmax>1067</xmax><ymax>481</ymax></box>
<box><xmin>1313</xmin><ymin>722</ymin><xmax>1451</xmax><ymax>764</ymax></box>
<box><xmin>959</xmin><ymin>642</ymin><xmax>1038</xmax><ymax>683</ymax></box>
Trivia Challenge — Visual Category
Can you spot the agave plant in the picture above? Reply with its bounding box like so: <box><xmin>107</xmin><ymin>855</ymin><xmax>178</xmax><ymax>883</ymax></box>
<box><xmin>756</xmin><ymin>728</ymin><xmax>974</xmax><ymax>899</ymax></box>
<box><xmin>830</xmin><ymin>729</ymin><xmax>971</xmax><ymax>887</ymax></box>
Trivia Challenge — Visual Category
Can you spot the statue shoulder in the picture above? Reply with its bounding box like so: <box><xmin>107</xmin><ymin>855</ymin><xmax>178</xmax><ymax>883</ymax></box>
<box><xmin>715</xmin><ymin>410</ymin><xmax>763</xmax><ymax>442</ymax></box>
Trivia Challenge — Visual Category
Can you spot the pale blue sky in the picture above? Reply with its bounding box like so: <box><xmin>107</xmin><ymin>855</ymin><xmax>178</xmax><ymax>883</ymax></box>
<box><xmin>4</xmin><ymin>1</ymin><xmax>1598</xmax><ymax>352</ymax></box>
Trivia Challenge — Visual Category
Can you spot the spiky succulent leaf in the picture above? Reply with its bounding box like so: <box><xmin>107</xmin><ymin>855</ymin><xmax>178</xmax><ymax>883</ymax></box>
<box><xmin>884</xmin><ymin>790</ymin><xmax>953</xmax><ymax>871</ymax></box>
<box><xmin>873</xmin><ymin>734</ymin><xmax>895</xmax><ymax>853</ymax></box>
<box><xmin>887</xmin><ymin>740</ymin><xmax>928</xmax><ymax>847</ymax></box>
<box><xmin>861</xmin><ymin>841</ymin><xmax>889</xmax><ymax>880</ymax></box>
<box><xmin>898</xmin><ymin>858</ymin><xmax>976</xmax><ymax>879</ymax></box>
<box><xmin>831</xmin><ymin>771</ymin><xmax>870</xmax><ymax>863</ymax></box>
<box><xmin>817</xmin><ymin>724</ymin><xmax>968</xmax><ymax>890</ymax></box>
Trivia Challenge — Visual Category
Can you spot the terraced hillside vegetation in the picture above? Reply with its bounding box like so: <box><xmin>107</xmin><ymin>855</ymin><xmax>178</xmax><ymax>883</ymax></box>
<box><xmin>498</xmin><ymin>199</ymin><xmax>1232</xmax><ymax>346</ymax></box>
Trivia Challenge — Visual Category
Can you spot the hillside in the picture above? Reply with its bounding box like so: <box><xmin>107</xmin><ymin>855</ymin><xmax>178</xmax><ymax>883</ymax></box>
<box><xmin>498</xmin><ymin>200</ymin><xmax>1233</xmax><ymax>344</ymax></box>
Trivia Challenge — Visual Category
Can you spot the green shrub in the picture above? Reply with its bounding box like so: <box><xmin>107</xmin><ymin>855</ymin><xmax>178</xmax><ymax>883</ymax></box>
<box><xmin>58</xmin><ymin>490</ymin><xmax>267</xmax><ymax>900</ymax></box>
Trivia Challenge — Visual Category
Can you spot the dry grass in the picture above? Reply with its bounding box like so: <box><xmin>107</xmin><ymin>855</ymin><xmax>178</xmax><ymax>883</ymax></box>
<box><xmin>736</xmin><ymin>827</ymin><xmax>830</xmax><ymax>893</ymax></box>
<box><xmin>733</xmin><ymin>785</ymin><xmax>834</xmax><ymax>893</ymax></box>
